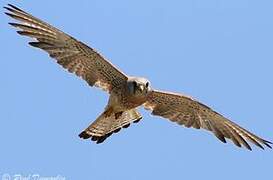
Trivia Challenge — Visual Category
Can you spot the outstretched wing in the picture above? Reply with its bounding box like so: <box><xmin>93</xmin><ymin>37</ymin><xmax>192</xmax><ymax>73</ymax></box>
<box><xmin>5</xmin><ymin>4</ymin><xmax>127</xmax><ymax>93</ymax></box>
<box><xmin>79</xmin><ymin>109</ymin><xmax>142</xmax><ymax>144</ymax></box>
<box><xmin>143</xmin><ymin>90</ymin><xmax>272</xmax><ymax>150</ymax></box>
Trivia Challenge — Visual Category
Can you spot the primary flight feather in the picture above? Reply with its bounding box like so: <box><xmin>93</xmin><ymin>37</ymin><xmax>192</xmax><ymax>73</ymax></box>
<box><xmin>5</xmin><ymin>4</ymin><xmax>271</xmax><ymax>150</ymax></box>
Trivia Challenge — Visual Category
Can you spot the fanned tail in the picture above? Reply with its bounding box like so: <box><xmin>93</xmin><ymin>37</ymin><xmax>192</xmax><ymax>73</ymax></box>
<box><xmin>79</xmin><ymin>109</ymin><xmax>142</xmax><ymax>144</ymax></box>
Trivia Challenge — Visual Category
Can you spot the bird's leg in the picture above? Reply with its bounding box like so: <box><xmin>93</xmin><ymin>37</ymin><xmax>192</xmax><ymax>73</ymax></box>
<box><xmin>115</xmin><ymin>112</ymin><xmax>123</xmax><ymax>119</ymax></box>
<box><xmin>103</xmin><ymin>107</ymin><xmax>123</xmax><ymax>119</ymax></box>
<box><xmin>104</xmin><ymin>107</ymin><xmax>114</xmax><ymax>117</ymax></box>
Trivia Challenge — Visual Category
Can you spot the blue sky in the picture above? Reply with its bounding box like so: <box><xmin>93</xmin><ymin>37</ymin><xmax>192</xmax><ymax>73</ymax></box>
<box><xmin>1</xmin><ymin>0</ymin><xmax>273</xmax><ymax>179</ymax></box>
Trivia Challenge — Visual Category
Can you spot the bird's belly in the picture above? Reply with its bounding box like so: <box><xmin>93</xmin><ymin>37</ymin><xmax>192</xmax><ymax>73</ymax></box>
<box><xmin>110</xmin><ymin>101</ymin><xmax>139</xmax><ymax>112</ymax></box>
<box><xmin>108</xmin><ymin>90</ymin><xmax>147</xmax><ymax>112</ymax></box>
<box><xmin>124</xmin><ymin>97</ymin><xmax>146</xmax><ymax>110</ymax></box>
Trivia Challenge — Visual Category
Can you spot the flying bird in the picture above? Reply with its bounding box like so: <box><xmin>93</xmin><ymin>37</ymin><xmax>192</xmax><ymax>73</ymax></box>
<box><xmin>4</xmin><ymin>4</ymin><xmax>272</xmax><ymax>150</ymax></box>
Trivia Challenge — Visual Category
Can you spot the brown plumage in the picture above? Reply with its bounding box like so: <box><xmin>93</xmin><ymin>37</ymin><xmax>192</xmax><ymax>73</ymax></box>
<box><xmin>4</xmin><ymin>4</ymin><xmax>127</xmax><ymax>92</ymax></box>
<box><xmin>143</xmin><ymin>91</ymin><xmax>271</xmax><ymax>150</ymax></box>
<box><xmin>79</xmin><ymin>109</ymin><xmax>142</xmax><ymax>144</ymax></box>
<box><xmin>5</xmin><ymin>4</ymin><xmax>271</xmax><ymax>150</ymax></box>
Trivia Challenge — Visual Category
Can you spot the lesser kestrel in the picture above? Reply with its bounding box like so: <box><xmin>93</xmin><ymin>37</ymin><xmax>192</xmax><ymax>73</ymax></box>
<box><xmin>5</xmin><ymin>4</ymin><xmax>271</xmax><ymax>150</ymax></box>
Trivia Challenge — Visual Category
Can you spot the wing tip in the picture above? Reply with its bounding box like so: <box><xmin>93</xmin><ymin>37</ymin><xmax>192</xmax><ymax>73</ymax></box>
<box><xmin>3</xmin><ymin>6</ymin><xmax>11</xmax><ymax>12</ymax></box>
<box><xmin>28</xmin><ymin>42</ymin><xmax>40</xmax><ymax>48</ymax></box>
<box><xmin>7</xmin><ymin>4</ymin><xmax>23</xmax><ymax>12</ymax></box>
<box><xmin>238</xmin><ymin>138</ymin><xmax>272</xmax><ymax>151</ymax></box>
<box><xmin>250</xmin><ymin>137</ymin><xmax>272</xmax><ymax>150</ymax></box>
<box><xmin>245</xmin><ymin>144</ymin><xmax>252</xmax><ymax>151</ymax></box>
<box><xmin>4</xmin><ymin>12</ymin><xmax>13</xmax><ymax>18</ymax></box>
<box><xmin>4</xmin><ymin>4</ymin><xmax>24</xmax><ymax>16</ymax></box>
<box><xmin>262</xmin><ymin>139</ymin><xmax>272</xmax><ymax>149</ymax></box>
<box><xmin>8</xmin><ymin>22</ymin><xmax>19</xmax><ymax>28</ymax></box>
<box><xmin>216</xmin><ymin>135</ymin><xmax>227</xmax><ymax>144</ymax></box>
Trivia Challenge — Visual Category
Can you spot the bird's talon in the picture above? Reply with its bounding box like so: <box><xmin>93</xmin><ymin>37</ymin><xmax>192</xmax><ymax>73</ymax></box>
<box><xmin>115</xmin><ymin>112</ymin><xmax>123</xmax><ymax>119</ymax></box>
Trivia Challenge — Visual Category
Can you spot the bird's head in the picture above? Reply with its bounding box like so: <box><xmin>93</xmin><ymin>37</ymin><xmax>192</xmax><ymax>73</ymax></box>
<box><xmin>127</xmin><ymin>77</ymin><xmax>151</xmax><ymax>97</ymax></box>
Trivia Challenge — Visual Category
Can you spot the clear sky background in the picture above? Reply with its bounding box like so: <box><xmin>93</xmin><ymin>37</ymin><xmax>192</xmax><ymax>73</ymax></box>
<box><xmin>1</xmin><ymin>0</ymin><xmax>273</xmax><ymax>179</ymax></box>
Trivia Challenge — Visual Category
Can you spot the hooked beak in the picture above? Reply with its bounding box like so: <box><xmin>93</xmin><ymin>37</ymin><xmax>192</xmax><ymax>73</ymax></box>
<box><xmin>139</xmin><ymin>84</ymin><xmax>145</xmax><ymax>92</ymax></box>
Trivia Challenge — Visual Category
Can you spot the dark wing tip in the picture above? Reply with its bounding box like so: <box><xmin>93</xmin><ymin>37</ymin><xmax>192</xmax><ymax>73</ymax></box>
<box><xmin>263</xmin><ymin>139</ymin><xmax>273</xmax><ymax>144</ymax></box>
<box><xmin>3</xmin><ymin>6</ymin><xmax>12</xmax><ymax>11</ymax></box>
<box><xmin>4</xmin><ymin>4</ymin><xmax>24</xmax><ymax>16</ymax></box>
<box><xmin>250</xmin><ymin>138</ymin><xmax>271</xmax><ymax>150</ymax></box>
<box><xmin>4</xmin><ymin>12</ymin><xmax>22</xmax><ymax>22</ymax></box>
<box><xmin>7</xmin><ymin>4</ymin><xmax>23</xmax><ymax>12</ymax></box>
<box><xmin>29</xmin><ymin>42</ymin><xmax>41</xmax><ymax>48</ymax></box>
<box><xmin>245</xmin><ymin>144</ymin><xmax>253</xmax><ymax>151</ymax></box>
<box><xmin>257</xmin><ymin>143</ymin><xmax>265</xmax><ymax>150</ymax></box>
<box><xmin>262</xmin><ymin>139</ymin><xmax>272</xmax><ymax>149</ymax></box>
<box><xmin>219</xmin><ymin>137</ymin><xmax>227</xmax><ymax>143</ymax></box>
<box><xmin>4</xmin><ymin>12</ymin><xmax>13</xmax><ymax>17</ymax></box>
<box><xmin>8</xmin><ymin>22</ymin><xmax>19</xmax><ymax>27</ymax></box>
<box><xmin>16</xmin><ymin>30</ymin><xmax>27</xmax><ymax>35</ymax></box>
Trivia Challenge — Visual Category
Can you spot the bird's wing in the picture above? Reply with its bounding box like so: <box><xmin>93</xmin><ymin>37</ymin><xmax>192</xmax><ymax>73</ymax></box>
<box><xmin>5</xmin><ymin>4</ymin><xmax>127</xmax><ymax>93</ymax></box>
<box><xmin>79</xmin><ymin>109</ymin><xmax>142</xmax><ymax>144</ymax></box>
<box><xmin>143</xmin><ymin>90</ymin><xmax>272</xmax><ymax>150</ymax></box>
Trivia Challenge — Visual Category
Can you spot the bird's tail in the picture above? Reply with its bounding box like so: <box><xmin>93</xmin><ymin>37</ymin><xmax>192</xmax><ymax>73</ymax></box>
<box><xmin>79</xmin><ymin>108</ymin><xmax>142</xmax><ymax>143</ymax></box>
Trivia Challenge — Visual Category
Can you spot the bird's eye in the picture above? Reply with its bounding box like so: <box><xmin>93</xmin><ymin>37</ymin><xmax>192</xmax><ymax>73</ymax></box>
<box><xmin>146</xmin><ymin>82</ymin><xmax>149</xmax><ymax>87</ymax></box>
<box><xmin>133</xmin><ymin>81</ymin><xmax>138</xmax><ymax>88</ymax></box>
